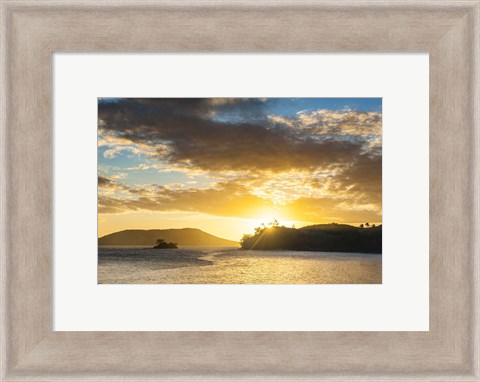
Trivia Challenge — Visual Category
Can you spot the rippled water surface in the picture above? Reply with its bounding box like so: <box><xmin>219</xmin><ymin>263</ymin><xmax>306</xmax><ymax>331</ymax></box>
<box><xmin>98</xmin><ymin>247</ymin><xmax>382</xmax><ymax>284</ymax></box>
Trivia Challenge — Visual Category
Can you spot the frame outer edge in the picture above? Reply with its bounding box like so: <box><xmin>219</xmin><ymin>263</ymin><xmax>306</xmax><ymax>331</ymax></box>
<box><xmin>1</xmin><ymin>1</ymin><xmax>9</xmax><ymax>381</ymax></box>
<box><xmin>472</xmin><ymin>3</ymin><xmax>480</xmax><ymax>380</ymax></box>
<box><xmin>0</xmin><ymin>1</ymin><xmax>479</xmax><ymax>381</ymax></box>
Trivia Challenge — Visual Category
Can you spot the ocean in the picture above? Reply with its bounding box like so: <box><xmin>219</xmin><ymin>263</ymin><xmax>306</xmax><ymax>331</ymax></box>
<box><xmin>98</xmin><ymin>246</ymin><xmax>382</xmax><ymax>284</ymax></box>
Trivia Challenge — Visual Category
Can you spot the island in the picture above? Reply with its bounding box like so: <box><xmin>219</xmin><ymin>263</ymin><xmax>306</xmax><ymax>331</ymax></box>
<box><xmin>98</xmin><ymin>228</ymin><xmax>239</xmax><ymax>247</ymax></box>
<box><xmin>240</xmin><ymin>222</ymin><xmax>382</xmax><ymax>254</ymax></box>
<box><xmin>153</xmin><ymin>239</ymin><xmax>178</xmax><ymax>249</ymax></box>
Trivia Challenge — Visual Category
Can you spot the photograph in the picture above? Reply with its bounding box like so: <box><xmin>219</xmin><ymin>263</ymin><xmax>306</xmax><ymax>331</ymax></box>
<box><xmin>98</xmin><ymin>97</ymin><xmax>382</xmax><ymax>284</ymax></box>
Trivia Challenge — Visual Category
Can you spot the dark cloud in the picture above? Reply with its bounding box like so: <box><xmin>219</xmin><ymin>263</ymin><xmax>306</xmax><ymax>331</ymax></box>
<box><xmin>98</xmin><ymin>98</ymin><xmax>267</xmax><ymax>127</ymax></box>
<box><xmin>338</xmin><ymin>154</ymin><xmax>382</xmax><ymax>199</ymax></box>
<box><xmin>98</xmin><ymin>98</ymin><xmax>372</xmax><ymax>172</ymax></box>
<box><xmin>320</xmin><ymin>154</ymin><xmax>382</xmax><ymax>205</ymax></box>
<box><xmin>98</xmin><ymin>176</ymin><xmax>128</xmax><ymax>191</ymax></box>
<box><xmin>98</xmin><ymin>176</ymin><xmax>112</xmax><ymax>187</ymax></box>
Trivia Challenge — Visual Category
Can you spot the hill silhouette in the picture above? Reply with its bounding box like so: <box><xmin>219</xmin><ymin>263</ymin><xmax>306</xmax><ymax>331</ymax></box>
<box><xmin>99</xmin><ymin>228</ymin><xmax>239</xmax><ymax>247</ymax></box>
<box><xmin>240</xmin><ymin>223</ymin><xmax>381</xmax><ymax>254</ymax></box>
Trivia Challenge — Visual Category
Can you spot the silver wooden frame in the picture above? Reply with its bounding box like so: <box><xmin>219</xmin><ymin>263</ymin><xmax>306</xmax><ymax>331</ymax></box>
<box><xmin>1</xmin><ymin>1</ymin><xmax>479</xmax><ymax>380</ymax></box>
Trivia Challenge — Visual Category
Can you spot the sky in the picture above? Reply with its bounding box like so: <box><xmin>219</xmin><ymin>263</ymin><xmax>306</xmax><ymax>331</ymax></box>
<box><xmin>98</xmin><ymin>98</ymin><xmax>382</xmax><ymax>241</ymax></box>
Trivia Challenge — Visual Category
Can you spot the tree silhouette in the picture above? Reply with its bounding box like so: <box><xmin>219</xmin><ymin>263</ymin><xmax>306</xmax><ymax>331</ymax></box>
<box><xmin>240</xmin><ymin>222</ymin><xmax>382</xmax><ymax>253</ymax></box>
<box><xmin>153</xmin><ymin>239</ymin><xmax>178</xmax><ymax>249</ymax></box>
<box><xmin>365</xmin><ymin>222</ymin><xmax>370</xmax><ymax>227</ymax></box>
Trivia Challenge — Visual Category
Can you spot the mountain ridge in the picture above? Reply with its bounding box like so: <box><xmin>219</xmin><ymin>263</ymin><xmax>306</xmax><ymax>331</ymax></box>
<box><xmin>98</xmin><ymin>228</ymin><xmax>239</xmax><ymax>247</ymax></box>
<box><xmin>240</xmin><ymin>223</ymin><xmax>382</xmax><ymax>253</ymax></box>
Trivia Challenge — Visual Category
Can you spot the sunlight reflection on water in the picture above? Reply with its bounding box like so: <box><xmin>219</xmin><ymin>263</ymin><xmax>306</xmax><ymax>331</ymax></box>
<box><xmin>98</xmin><ymin>247</ymin><xmax>382</xmax><ymax>284</ymax></box>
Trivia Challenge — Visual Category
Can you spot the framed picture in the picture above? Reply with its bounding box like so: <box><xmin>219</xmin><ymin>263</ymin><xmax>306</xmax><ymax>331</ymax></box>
<box><xmin>1</xmin><ymin>1</ymin><xmax>478</xmax><ymax>380</ymax></box>
<box><xmin>96</xmin><ymin>96</ymin><xmax>384</xmax><ymax>285</ymax></box>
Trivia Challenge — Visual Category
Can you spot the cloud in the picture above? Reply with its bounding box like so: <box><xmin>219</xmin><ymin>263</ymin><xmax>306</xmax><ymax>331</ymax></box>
<box><xmin>332</xmin><ymin>154</ymin><xmax>382</xmax><ymax>204</ymax></box>
<box><xmin>98</xmin><ymin>176</ymin><xmax>381</xmax><ymax>224</ymax></box>
<box><xmin>98</xmin><ymin>98</ymin><xmax>377</xmax><ymax>172</ymax></box>
<box><xmin>98</xmin><ymin>176</ymin><xmax>130</xmax><ymax>193</ymax></box>
<box><xmin>97</xmin><ymin>99</ymin><xmax>382</xmax><ymax>223</ymax></box>
<box><xmin>269</xmin><ymin>109</ymin><xmax>381</xmax><ymax>153</ymax></box>
<box><xmin>98</xmin><ymin>176</ymin><xmax>113</xmax><ymax>188</ymax></box>
<box><xmin>283</xmin><ymin>196</ymin><xmax>382</xmax><ymax>223</ymax></box>
<box><xmin>98</xmin><ymin>181</ymin><xmax>275</xmax><ymax>218</ymax></box>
